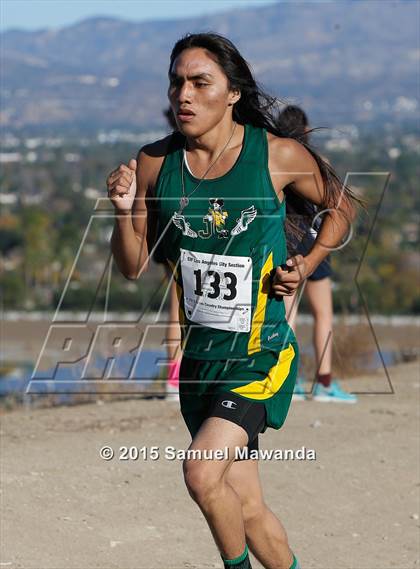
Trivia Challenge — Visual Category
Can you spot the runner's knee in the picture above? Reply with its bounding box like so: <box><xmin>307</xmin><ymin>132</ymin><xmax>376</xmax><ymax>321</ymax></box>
<box><xmin>182</xmin><ymin>458</ymin><xmax>222</xmax><ymax>502</ymax></box>
<box><xmin>241</xmin><ymin>497</ymin><xmax>267</xmax><ymax>525</ymax></box>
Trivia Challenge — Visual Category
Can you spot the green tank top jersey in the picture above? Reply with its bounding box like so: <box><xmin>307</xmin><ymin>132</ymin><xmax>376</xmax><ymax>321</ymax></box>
<box><xmin>154</xmin><ymin>122</ymin><xmax>297</xmax><ymax>360</ymax></box>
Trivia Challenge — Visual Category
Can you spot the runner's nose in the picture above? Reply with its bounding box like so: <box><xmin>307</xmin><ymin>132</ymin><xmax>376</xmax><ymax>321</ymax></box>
<box><xmin>178</xmin><ymin>81</ymin><xmax>194</xmax><ymax>104</ymax></box>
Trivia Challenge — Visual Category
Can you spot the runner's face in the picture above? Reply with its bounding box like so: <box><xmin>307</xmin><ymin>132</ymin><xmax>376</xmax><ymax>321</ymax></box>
<box><xmin>168</xmin><ymin>47</ymin><xmax>238</xmax><ymax>136</ymax></box>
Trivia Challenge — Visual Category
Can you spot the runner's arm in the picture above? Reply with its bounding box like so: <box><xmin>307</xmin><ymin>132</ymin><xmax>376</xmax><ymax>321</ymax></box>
<box><xmin>110</xmin><ymin>149</ymin><xmax>158</xmax><ymax>279</ymax></box>
<box><xmin>277</xmin><ymin>138</ymin><xmax>355</xmax><ymax>276</ymax></box>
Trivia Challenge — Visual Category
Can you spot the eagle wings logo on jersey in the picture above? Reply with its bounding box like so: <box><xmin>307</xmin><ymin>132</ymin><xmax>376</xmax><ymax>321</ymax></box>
<box><xmin>231</xmin><ymin>205</ymin><xmax>257</xmax><ymax>236</ymax></box>
<box><xmin>171</xmin><ymin>212</ymin><xmax>198</xmax><ymax>238</ymax></box>
<box><xmin>171</xmin><ymin>199</ymin><xmax>257</xmax><ymax>239</ymax></box>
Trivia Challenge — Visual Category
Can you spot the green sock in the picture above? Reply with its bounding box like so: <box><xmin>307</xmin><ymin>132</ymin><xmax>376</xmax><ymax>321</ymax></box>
<box><xmin>221</xmin><ymin>543</ymin><xmax>252</xmax><ymax>568</ymax></box>
<box><xmin>289</xmin><ymin>552</ymin><xmax>301</xmax><ymax>569</ymax></box>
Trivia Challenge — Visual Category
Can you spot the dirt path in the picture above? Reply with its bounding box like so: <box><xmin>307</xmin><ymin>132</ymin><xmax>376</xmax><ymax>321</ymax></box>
<box><xmin>1</xmin><ymin>362</ymin><xmax>419</xmax><ymax>568</ymax></box>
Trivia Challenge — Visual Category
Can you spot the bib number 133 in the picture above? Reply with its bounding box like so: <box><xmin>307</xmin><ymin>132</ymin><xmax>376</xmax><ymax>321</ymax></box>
<box><xmin>194</xmin><ymin>269</ymin><xmax>237</xmax><ymax>301</ymax></box>
<box><xmin>180</xmin><ymin>248</ymin><xmax>252</xmax><ymax>333</ymax></box>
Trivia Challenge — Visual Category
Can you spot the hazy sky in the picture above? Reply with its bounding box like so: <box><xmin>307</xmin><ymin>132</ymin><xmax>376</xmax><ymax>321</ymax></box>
<box><xmin>1</xmin><ymin>0</ymin><xmax>279</xmax><ymax>32</ymax></box>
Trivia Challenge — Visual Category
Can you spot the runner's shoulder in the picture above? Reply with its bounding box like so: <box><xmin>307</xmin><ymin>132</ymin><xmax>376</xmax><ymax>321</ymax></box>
<box><xmin>267</xmin><ymin>133</ymin><xmax>302</xmax><ymax>156</ymax></box>
<box><xmin>136</xmin><ymin>132</ymin><xmax>180</xmax><ymax>189</ymax></box>
<box><xmin>267</xmin><ymin>133</ymin><xmax>313</xmax><ymax>169</ymax></box>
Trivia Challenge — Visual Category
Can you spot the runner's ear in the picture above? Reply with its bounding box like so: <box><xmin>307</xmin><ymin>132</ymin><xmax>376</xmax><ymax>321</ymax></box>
<box><xmin>228</xmin><ymin>88</ymin><xmax>241</xmax><ymax>106</ymax></box>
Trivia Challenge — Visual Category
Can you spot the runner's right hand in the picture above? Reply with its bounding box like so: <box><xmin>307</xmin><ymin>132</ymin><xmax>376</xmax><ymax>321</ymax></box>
<box><xmin>106</xmin><ymin>159</ymin><xmax>137</xmax><ymax>212</ymax></box>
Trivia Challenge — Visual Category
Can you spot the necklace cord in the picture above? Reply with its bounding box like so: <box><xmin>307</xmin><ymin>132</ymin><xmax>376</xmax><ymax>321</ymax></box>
<box><xmin>179</xmin><ymin>122</ymin><xmax>238</xmax><ymax>212</ymax></box>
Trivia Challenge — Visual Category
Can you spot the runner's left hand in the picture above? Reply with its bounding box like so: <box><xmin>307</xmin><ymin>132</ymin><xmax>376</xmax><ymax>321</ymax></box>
<box><xmin>270</xmin><ymin>255</ymin><xmax>308</xmax><ymax>297</ymax></box>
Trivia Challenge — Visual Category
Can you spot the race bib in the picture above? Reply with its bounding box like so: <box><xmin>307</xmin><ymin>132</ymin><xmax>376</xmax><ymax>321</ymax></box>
<box><xmin>180</xmin><ymin>248</ymin><xmax>252</xmax><ymax>332</ymax></box>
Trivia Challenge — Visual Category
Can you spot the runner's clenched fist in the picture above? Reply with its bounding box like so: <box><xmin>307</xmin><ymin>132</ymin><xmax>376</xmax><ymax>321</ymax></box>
<box><xmin>106</xmin><ymin>158</ymin><xmax>137</xmax><ymax>212</ymax></box>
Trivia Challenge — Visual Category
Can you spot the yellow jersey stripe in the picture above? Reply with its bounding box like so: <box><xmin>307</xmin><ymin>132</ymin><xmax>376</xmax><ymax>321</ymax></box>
<box><xmin>247</xmin><ymin>250</ymin><xmax>273</xmax><ymax>355</ymax></box>
<box><xmin>231</xmin><ymin>343</ymin><xmax>295</xmax><ymax>400</ymax></box>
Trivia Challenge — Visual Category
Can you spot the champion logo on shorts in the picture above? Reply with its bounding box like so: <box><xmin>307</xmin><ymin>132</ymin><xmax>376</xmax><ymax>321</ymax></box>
<box><xmin>221</xmin><ymin>400</ymin><xmax>237</xmax><ymax>410</ymax></box>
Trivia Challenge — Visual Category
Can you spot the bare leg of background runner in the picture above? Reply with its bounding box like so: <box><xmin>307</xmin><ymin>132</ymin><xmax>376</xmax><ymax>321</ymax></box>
<box><xmin>283</xmin><ymin>279</ymin><xmax>333</xmax><ymax>375</ymax></box>
<box><xmin>305</xmin><ymin>277</ymin><xmax>333</xmax><ymax>375</ymax></box>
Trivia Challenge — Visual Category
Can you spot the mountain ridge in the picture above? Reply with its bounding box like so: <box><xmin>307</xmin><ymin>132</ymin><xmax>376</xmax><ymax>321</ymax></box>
<box><xmin>1</xmin><ymin>0</ymin><xmax>418</xmax><ymax>132</ymax></box>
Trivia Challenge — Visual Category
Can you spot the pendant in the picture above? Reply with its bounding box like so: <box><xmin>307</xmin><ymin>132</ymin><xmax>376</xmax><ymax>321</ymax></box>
<box><xmin>179</xmin><ymin>196</ymin><xmax>189</xmax><ymax>211</ymax></box>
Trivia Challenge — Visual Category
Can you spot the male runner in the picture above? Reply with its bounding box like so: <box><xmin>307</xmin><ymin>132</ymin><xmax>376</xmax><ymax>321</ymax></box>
<box><xmin>106</xmin><ymin>33</ymin><xmax>356</xmax><ymax>569</ymax></box>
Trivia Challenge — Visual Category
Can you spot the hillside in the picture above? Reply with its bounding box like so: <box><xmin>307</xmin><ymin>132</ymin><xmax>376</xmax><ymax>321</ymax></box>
<box><xmin>1</xmin><ymin>0</ymin><xmax>418</xmax><ymax>132</ymax></box>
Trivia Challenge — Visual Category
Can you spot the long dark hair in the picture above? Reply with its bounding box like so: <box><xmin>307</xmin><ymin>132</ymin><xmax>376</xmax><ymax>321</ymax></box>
<box><xmin>169</xmin><ymin>32</ymin><xmax>362</xmax><ymax>248</ymax></box>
